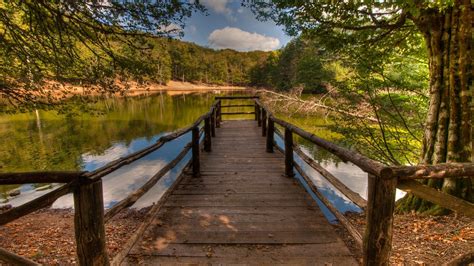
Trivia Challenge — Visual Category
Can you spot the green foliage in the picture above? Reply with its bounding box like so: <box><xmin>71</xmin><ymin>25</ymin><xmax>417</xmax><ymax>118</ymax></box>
<box><xmin>248</xmin><ymin>1</ymin><xmax>432</xmax><ymax>165</ymax></box>
<box><xmin>0</xmin><ymin>93</ymin><xmax>216</xmax><ymax>172</ymax></box>
<box><xmin>0</xmin><ymin>1</ymin><xmax>272</xmax><ymax>108</ymax></box>
<box><xmin>251</xmin><ymin>37</ymin><xmax>335</xmax><ymax>93</ymax></box>
<box><xmin>166</xmin><ymin>39</ymin><xmax>269</xmax><ymax>85</ymax></box>
<box><xmin>0</xmin><ymin>0</ymin><xmax>203</xmax><ymax>105</ymax></box>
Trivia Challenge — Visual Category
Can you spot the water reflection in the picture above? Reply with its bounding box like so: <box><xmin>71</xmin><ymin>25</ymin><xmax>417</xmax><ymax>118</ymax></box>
<box><xmin>1</xmin><ymin>91</ymin><xmax>405</xmax><ymax>220</ymax></box>
<box><xmin>0</xmin><ymin>91</ymin><xmax>237</xmax><ymax>208</ymax></box>
<box><xmin>274</xmin><ymin>130</ymin><xmax>405</xmax><ymax>223</ymax></box>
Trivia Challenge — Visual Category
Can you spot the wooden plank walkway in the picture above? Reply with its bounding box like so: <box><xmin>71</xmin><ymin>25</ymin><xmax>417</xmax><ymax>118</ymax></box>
<box><xmin>124</xmin><ymin>120</ymin><xmax>356</xmax><ymax>265</ymax></box>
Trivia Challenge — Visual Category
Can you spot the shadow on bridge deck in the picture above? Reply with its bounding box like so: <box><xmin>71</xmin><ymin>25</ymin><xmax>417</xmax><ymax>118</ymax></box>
<box><xmin>124</xmin><ymin>120</ymin><xmax>357</xmax><ymax>265</ymax></box>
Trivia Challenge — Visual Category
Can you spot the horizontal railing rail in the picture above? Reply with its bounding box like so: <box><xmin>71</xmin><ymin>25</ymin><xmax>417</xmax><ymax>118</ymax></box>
<box><xmin>253</xmin><ymin>97</ymin><xmax>474</xmax><ymax>266</ymax></box>
<box><xmin>220</xmin><ymin>104</ymin><xmax>255</xmax><ymax>108</ymax></box>
<box><xmin>221</xmin><ymin>111</ymin><xmax>255</xmax><ymax>115</ymax></box>
<box><xmin>215</xmin><ymin>96</ymin><xmax>259</xmax><ymax>100</ymax></box>
<box><xmin>0</xmin><ymin>171</ymin><xmax>85</xmax><ymax>185</ymax></box>
<box><xmin>2</xmin><ymin>95</ymin><xmax>472</xmax><ymax>266</ymax></box>
<box><xmin>0</xmin><ymin>99</ymin><xmax>222</xmax><ymax>265</ymax></box>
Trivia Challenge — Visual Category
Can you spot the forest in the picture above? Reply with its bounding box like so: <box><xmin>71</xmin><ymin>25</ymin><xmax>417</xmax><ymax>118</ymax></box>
<box><xmin>0</xmin><ymin>1</ymin><xmax>473</xmax><ymax>265</ymax></box>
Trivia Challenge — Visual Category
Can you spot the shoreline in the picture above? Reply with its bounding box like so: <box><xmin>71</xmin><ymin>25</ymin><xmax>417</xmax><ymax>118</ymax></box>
<box><xmin>42</xmin><ymin>80</ymin><xmax>254</xmax><ymax>99</ymax></box>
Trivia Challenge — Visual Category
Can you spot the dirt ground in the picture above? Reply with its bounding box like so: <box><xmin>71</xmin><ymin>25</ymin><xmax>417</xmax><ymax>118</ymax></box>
<box><xmin>337</xmin><ymin>211</ymin><xmax>473</xmax><ymax>265</ymax></box>
<box><xmin>0</xmin><ymin>208</ymin><xmax>472</xmax><ymax>264</ymax></box>
<box><xmin>42</xmin><ymin>79</ymin><xmax>250</xmax><ymax>99</ymax></box>
<box><xmin>0</xmin><ymin>208</ymin><xmax>148</xmax><ymax>264</ymax></box>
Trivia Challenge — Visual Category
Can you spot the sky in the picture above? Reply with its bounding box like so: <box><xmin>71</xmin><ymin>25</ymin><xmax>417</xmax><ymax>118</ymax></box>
<box><xmin>178</xmin><ymin>0</ymin><xmax>292</xmax><ymax>52</ymax></box>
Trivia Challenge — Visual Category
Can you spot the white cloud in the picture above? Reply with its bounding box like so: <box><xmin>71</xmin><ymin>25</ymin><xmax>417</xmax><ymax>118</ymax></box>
<box><xmin>158</xmin><ymin>23</ymin><xmax>183</xmax><ymax>35</ymax></box>
<box><xmin>187</xmin><ymin>25</ymin><xmax>197</xmax><ymax>35</ymax></box>
<box><xmin>208</xmin><ymin>27</ymin><xmax>280</xmax><ymax>52</ymax></box>
<box><xmin>201</xmin><ymin>0</ymin><xmax>231</xmax><ymax>14</ymax></box>
<box><xmin>82</xmin><ymin>144</ymin><xmax>130</xmax><ymax>167</ymax></box>
<box><xmin>201</xmin><ymin>0</ymin><xmax>235</xmax><ymax>21</ymax></box>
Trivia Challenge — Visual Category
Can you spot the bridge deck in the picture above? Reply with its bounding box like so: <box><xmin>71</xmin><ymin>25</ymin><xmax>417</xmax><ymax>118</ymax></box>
<box><xmin>125</xmin><ymin>120</ymin><xmax>356</xmax><ymax>265</ymax></box>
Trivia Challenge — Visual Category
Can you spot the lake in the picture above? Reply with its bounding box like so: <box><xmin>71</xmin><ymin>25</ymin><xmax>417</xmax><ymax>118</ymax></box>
<box><xmin>0</xmin><ymin>91</ymin><xmax>405</xmax><ymax>222</ymax></box>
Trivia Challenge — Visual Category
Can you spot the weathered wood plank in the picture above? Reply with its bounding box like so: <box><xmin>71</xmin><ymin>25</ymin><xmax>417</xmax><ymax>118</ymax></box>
<box><xmin>397</xmin><ymin>179</ymin><xmax>474</xmax><ymax>217</ymax></box>
<box><xmin>173</xmin><ymin>183</ymin><xmax>305</xmax><ymax>194</ymax></box>
<box><xmin>154</xmin><ymin>211</ymin><xmax>326</xmax><ymax>223</ymax></box>
<box><xmin>137</xmin><ymin>230</ymin><xmax>339</xmax><ymax>244</ymax></box>
<box><xmin>129</xmin><ymin>242</ymin><xmax>352</xmax><ymax>257</ymax></box>
<box><xmin>124</xmin><ymin>255</ymin><xmax>358</xmax><ymax>266</ymax></box>
<box><xmin>158</xmin><ymin>206</ymin><xmax>321</xmax><ymax>215</ymax></box>
<box><xmin>126</xmin><ymin>119</ymin><xmax>355</xmax><ymax>264</ymax></box>
<box><xmin>110</xmin><ymin>162</ymin><xmax>192</xmax><ymax>266</ymax></box>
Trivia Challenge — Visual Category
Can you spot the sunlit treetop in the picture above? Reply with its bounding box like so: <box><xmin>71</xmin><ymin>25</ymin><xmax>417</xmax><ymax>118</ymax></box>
<box><xmin>0</xmin><ymin>0</ymin><xmax>204</xmax><ymax>105</ymax></box>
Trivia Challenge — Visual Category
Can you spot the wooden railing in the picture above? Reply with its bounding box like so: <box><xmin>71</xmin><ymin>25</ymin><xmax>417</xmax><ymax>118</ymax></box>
<box><xmin>252</xmin><ymin>98</ymin><xmax>474</xmax><ymax>266</ymax></box>
<box><xmin>0</xmin><ymin>99</ymin><xmax>224</xmax><ymax>265</ymax></box>
<box><xmin>1</xmin><ymin>95</ymin><xmax>472</xmax><ymax>265</ymax></box>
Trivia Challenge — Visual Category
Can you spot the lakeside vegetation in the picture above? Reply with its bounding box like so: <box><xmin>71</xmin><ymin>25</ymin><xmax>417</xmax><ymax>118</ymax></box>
<box><xmin>1</xmin><ymin>1</ymin><xmax>472</xmax><ymax>214</ymax></box>
<box><xmin>0</xmin><ymin>2</ymin><xmax>473</xmax><ymax>265</ymax></box>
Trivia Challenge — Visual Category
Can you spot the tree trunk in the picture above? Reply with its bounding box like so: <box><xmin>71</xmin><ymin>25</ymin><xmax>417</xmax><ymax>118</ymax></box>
<box><xmin>398</xmin><ymin>1</ymin><xmax>473</xmax><ymax>214</ymax></box>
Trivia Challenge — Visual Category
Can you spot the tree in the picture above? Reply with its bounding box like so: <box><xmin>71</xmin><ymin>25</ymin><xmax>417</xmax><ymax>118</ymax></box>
<box><xmin>249</xmin><ymin>0</ymin><xmax>473</xmax><ymax>213</ymax></box>
<box><xmin>250</xmin><ymin>37</ymin><xmax>334</xmax><ymax>92</ymax></box>
<box><xmin>0</xmin><ymin>1</ymin><xmax>203</xmax><ymax>106</ymax></box>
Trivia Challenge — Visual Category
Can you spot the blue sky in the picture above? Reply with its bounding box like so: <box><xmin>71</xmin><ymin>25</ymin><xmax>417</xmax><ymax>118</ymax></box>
<box><xmin>178</xmin><ymin>0</ymin><xmax>292</xmax><ymax>51</ymax></box>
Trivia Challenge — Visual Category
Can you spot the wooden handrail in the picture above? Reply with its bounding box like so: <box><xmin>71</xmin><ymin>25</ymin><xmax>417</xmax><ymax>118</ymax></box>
<box><xmin>255</xmin><ymin>99</ymin><xmax>474</xmax><ymax>180</ymax></box>
<box><xmin>393</xmin><ymin>163</ymin><xmax>474</xmax><ymax>179</ymax></box>
<box><xmin>3</xmin><ymin>96</ymin><xmax>474</xmax><ymax>265</ymax></box>
<box><xmin>274</xmin><ymin>127</ymin><xmax>367</xmax><ymax>208</ymax></box>
<box><xmin>0</xmin><ymin>247</ymin><xmax>39</xmax><ymax>265</ymax></box>
<box><xmin>257</xmin><ymin>99</ymin><xmax>391</xmax><ymax>180</ymax></box>
<box><xmin>271</xmin><ymin>115</ymin><xmax>393</xmax><ymax>179</ymax></box>
<box><xmin>110</xmin><ymin>160</ymin><xmax>193</xmax><ymax>265</ymax></box>
<box><xmin>0</xmin><ymin>182</ymin><xmax>76</xmax><ymax>225</ymax></box>
<box><xmin>221</xmin><ymin>111</ymin><xmax>255</xmax><ymax>115</ymax></box>
<box><xmin>272</xmin><ymin>139</ymin><xmax>364</xmax><ymax>247</ymax></box>
<box><xmin>0</xmin><ymin>171</ymin><xmax>84</xmax><ymax>185</ymax></box>
<box><xmin>104</xmin><ymin>143</ymin><xmax>192</xmax><ymax>222</ymax></box>
<box><xmin>215</xmin><ymin>96</ymin><xmax>259</xmax><ymax>99</ymax></box>
<box><xmin>85</xmin><ymin>103</ymin><xmax>217</xmax><ymax>181</ymax></box>
<box><xmin>397</xmin><ymin>180</ymin><xmax>474</xmax><ymax>217</ymax></box>
<box><xmin>253</xmin><ymin>97</ymin><xmax>474</xmax><ymax>265</ymax></box>
<box><xmin>220</xmin><ymin>104</ymin><xmax>255</xmax><ymax>107</ymax></box>
<box><xmin>0</xmin><ymin>100</ymin><xmax>220</xmax><ymax>265</ymax></box>
<box><xmin>293</xmin><ymin>163</ymin><xmax>363</xmax><ymax>248</ymax></box>
<box><xmin>293</xmin><ymin>146</ymin><xmax>367</xmax><ymax>208</ymax></box>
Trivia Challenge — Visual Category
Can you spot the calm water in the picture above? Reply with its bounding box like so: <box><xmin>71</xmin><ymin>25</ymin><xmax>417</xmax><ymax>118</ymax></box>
<box><xmin>0</xmin><ymin>91</ymin><xmax>405</xmax><ymax>222</ymax></box>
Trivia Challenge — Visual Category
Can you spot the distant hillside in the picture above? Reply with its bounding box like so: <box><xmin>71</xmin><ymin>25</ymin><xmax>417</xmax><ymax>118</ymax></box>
<box><xmin>165</xmin><ymin>39</ymin><xmax>270</xmax><ymax>86</ymax></box>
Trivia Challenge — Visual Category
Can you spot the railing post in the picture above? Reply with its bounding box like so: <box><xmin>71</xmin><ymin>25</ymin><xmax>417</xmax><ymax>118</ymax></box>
<box><xmin>211</xmin><ymin>108</ymin><xmax>216</xmax><ymax>137</ymax></box>
<box><xmin>204</xmin><ymin>116</ymin><xmax>212</xmax><ymax>152</ymax></box>
<box><xmin>216</xmin><ymin>101</ymin><xmax>221</xmax><ymax>128</ymax></box>
<box><xmin>284</xmin><ymin>128</ymin><xmax>294</xmax><ymax>177</ymax></box>
<box><xmin>266</xmin><ymin>118</ymin><xmax>274</xmax><ymax>153</ymax></box>
<box><xmin>261</xmin><ymin>109</ymin><xmax>267</xmax><ymax>136</ymax></box>
<box><xmin>363</xmin><ymin>174</ymin><xmax>397</xmax><ymax>266</ymax></box>
<box><xmin>192</xmin><ymin>126</ymin><xmax>200</xmax><ymax>177</ymax></box>
<box><xmin>74</xmin><ymin>179</ymin><xmax>109</xmax><ymax>266</ymax></box>
<box><xmin>257</xmin><ymin>106</ymin><xmax>261</xmax><ymax>127</ymax></box>
<box><xmin>254</xmin><ymin>102</ymin><xmax>258</xmax><ymax>121</ymax></box>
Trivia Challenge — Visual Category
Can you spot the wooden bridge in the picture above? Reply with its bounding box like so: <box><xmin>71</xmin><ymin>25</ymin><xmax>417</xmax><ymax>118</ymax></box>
<box><xmin>1</xmin><ymin>96</ymin><xmax>473</xmax><ymax>265</ymax></box>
